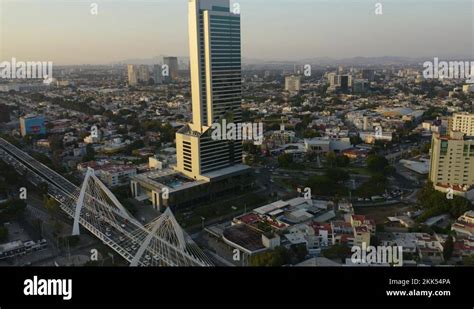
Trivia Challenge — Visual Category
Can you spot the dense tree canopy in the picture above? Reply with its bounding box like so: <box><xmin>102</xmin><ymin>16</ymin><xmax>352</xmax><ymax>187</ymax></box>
<box><xmin>366</xmin><ymin>154</ymin><xmax>389</xmax><ymax>172</ymax></box>
<box><xmin>250</xmin><ymin>245</ymin><xmax>308</xmax><ymax>266</ymax></box>
<box><xmin>416</xmin><ymin>182</ymin><xmax>473</xmax><ymax>222</ymax></box>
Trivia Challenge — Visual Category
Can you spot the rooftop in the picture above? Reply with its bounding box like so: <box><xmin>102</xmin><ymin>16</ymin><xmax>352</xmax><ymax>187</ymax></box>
<box><xmin>201</xmin><ymin>164</ymin><xmax>252</xmax><ymax>182</ymax></box>
<box><xmin>222</xmin><ymin>224</ymin><xmax>265</xmax><ymax>253</ymax></box>
<box><xmin>132</xmin><ymin>169</ymin><xmax>206</xmax><ymax>192</ymax></box>
<box><xmin>0</xmin><ymin>240</ymin><xmax>23</xmax><ymax>253</ymax></box>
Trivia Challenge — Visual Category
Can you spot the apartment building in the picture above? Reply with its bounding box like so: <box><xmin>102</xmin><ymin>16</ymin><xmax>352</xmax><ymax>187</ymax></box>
<box><xmin>450</xmin><ymin>112</ymin><xmax>474</xmax><ymax>136</ymax></box>
<box><xmin>429</xmin><ymin>130</ymin><xmax>474</xmax><ymax>196</ymax></box>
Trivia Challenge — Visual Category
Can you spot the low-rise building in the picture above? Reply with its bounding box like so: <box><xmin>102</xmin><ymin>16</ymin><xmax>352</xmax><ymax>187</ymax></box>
<box><xmin>452</xmin><ymin>210</ymin><xmax>474</xmax><ymax>237</ymax></box>
<box><xmin>131</xmin><ymin>166</ymin><xmax>252</xmax><ymax>210</ymax></box>
<box><xmin>78</xmin><ymin>161</ymin><xmax>137</xmax><ymax>188</ymax></box>
<box><xmin>19</xmin><ymin>114</ymin><xmax>46</xmax><ymax>136</ymax></box>
<box><xmin>453</xmin><ymin>236</ymin><xmax>474</xmax><ymax>260</ymax></box>
<box><xmin>0</xmin><ymin>239</ymin><xmax>48</xmax><ymax>260</ymax></box>
<box><xmin>381</xmin><ymin>232</ymin><xmax>444</xmax><ymax>264</ymax></box>
<box><xmin>350</xmin><ymin>214</ymin><xmax>376</xmax><ymax>235</ymax></box>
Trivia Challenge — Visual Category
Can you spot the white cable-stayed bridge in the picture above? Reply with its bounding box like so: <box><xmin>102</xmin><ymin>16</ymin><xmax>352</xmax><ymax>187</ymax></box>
<box><xmin>0</xmin><ymin>137</ymin><xmax>212</xmax><ymax>267</ymax></box>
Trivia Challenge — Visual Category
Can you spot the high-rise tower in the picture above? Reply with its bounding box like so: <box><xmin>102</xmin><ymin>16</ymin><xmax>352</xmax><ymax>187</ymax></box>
<box><xmin>176</xmin><ymin>0</ymin><xmax>244</xmax><ymax>180</ymax></box>
<box><xmin>127</xmin><ymin>64</ymin><xmax>138</xmax><ymax>86</ymax></box>
<box><xmin>163</xmin><ymin>57</ymin><xmax>179</xmax><ymax>82</ymax></box>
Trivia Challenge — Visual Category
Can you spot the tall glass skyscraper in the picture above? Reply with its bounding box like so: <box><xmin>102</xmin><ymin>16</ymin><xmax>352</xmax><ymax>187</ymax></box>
<box><xmin>176</xmin><ymin>0</ymin><xmax>245</xmax><ymax>180</ymax></box>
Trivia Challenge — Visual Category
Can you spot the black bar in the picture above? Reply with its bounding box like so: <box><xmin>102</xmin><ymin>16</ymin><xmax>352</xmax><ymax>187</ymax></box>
<box><xmin>0</xmin><ymin>267</ymin><xmax>472</xmax><ymax>307</ymax></box>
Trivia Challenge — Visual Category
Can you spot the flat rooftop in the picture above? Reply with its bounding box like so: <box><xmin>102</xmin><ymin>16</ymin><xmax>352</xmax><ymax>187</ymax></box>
<box><xmin>132</xmin><ymin>169</ymin><xmax>206</xmax><ymax>192</ymax></box>
<box><xmin>222</xmin><ymin>224</ymin><xmax>265</xmax><ymax>253</ymax></box>
<box><xmin>201</xmin><ymin>164</ymin><xmax>251</xmax><ymax>182</ymax></box>
<box><xmin>157</xmin><ymin>173</ymin><xmax>196</xmax><ymax>189</ymax></box>
<box><xmin>0</xmin><ymin>240</ymin><xmax>23</xmax><ymax>253</ymax></box>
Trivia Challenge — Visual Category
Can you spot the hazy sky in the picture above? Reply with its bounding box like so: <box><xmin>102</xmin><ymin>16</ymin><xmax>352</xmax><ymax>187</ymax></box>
<box><xmin>0</xmin><ymin>0</ymin><xmax>472</xmax><ymax>65</ymax></box>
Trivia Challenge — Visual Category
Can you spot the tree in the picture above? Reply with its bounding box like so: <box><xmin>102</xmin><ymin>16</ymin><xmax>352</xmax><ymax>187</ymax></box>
<box><xmin>306</xmin><ymin>168</ymin><xmax>350</xmax><ymax>196</ymax></box>
<box><xmin>366</xmin><ymin>154</ymin><xmax>389</xmax><ymax>172</ymax></box>
<box><xmin>0</xmin><ymin>163</ymin><xmax>20</xmax><ymax>185</ymax></box>
<box><xmin>325</xmin><ymin>151</ymin><xmax>337</xmax><ymax>167</ymax></box>
<box><xmin>416</xmin><ymin>182</ymin><xmax>473</xmax><ymax>222</ymax></box>
<box><xmin>383</xmin><ymin>165</ymin><xmax>396</xmax><ymax>175</ymax></box>
<box><xmin>250</xmin><ymin>247</ymin><xmax>287</xmax><ymax>266</ymax></box>
<box><xmin>0</xmin><ymin>181</ymin><xmax>7</xmax><ymax>196</ymax></box>
<box><xmin>249</xmin><ymin>245</ymin><xmax>307</xmax><ymax>266</ymax></box>
<box><xmin>79</xmin><ymin>131</ymin><xmax>90</xmax><ymax>140</ymax></box>
<box><xmin>325</xmin><ymin>168</ymin><xmax>350</xmax><ymax>184</ymax></box>
<box><xmin>291</xmin><ymin>243</ymin><xmax>308</xmax><ymax>261</ymax></box>
<box><xmin>0</xmin><ymin>104</ymin><xmax>11</xmax><ymax>123</ymax></box>
<box><xmin>243</xmin><ymin>142</ymin><xmax>259</xmax><ymax>155</ymax></box>
<box><xmin>302</xmin><ymin>129</ymin><xmax>320</xmax><ymax>139</ymax></box>
<box><xmin>335</xmin><ymin>155</ymin><xmax>350</xmax><ymax>167</ymax></box>
<box><xmin>43</xmin><ymin>196</ymin><xmax>60</xmax><ymax>218</ymax></box>
<box><xmin>306</xmin><ymin>175</ymin><xmax>334</xmax><ymax>196</ymax></box>
<box><xmin>0</xmin><ymin>199</ymin><xmax>26</xmax><ymax>220</ymax></box>
<box><xmin>160</xmin><ymin>124</ymin><xmax>176</xmax><ymax>143</ymax></box>
<box><xmin>443</xmin><ymin>235</ymin><xmax>454</xmax><ymax>261</ymax></box>
<box><xmin>23</xmin><ymin>135</ymin><xmax>33</xmax><ymax>145</ymax></box>
<box><xmin>277</xmin><ymin>153</ymin><xmax>293</xmax><ymax>168</ymax></box>
<box><xmin>355</xmin><ymin>174</ymin><xmax>388</xmax><ymax>198</ymax></box>
<box><xmin>140</xmin><ymin>119</ymin><xmax>162</xmax><ymax>132</ymax></box>
<box><xmin>48</xmin><ymin>135</ymin><xmax>64</xmax><ymax>152</ymax></box>
<box><xmin>322</xmin><ymin>244</ymin><xmax>352</xmax><ymax>262</ymax></box>
<box><xmin>51</xmin><ymin>150</ymin><xmax>63</xmax><ymax>171</ymax></box>
<box><xmin>421</xmin><ymin>143</ymin><xmax>431</xmax><ymax>154</ymax></box>
<box><xmin>463</xmin><ymin>255</ymin><xmax>474</xmax><ymax>266</ymax></box>
<box><xmin>0</xmin><ymin>224</ymin><xmax>8</xmax><ymax>242</ymax></box>
<box><xmin>82</xmin><ymin>144</ymin><xmax>96</xmax><ymax>162</ymax></box>
<box><xmin>31</xmin><ymin>152</ymin><xmax>52</xmax><ymax>165</ymax></box>
<box><xmin>350</xmin><ymin>134</ymin><xmax>363</xmax><ymax>146</ymax></box>
<box><xmin>125</xmin><ymin>140</ymin><xmax>145</xmax><ymax>155</ymax></box>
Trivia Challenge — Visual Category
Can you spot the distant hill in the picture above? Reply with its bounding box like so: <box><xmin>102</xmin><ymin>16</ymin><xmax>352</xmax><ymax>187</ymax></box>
<box><xmin>111</xmin><ymin>55</ymin><xmax>473</xmax><ymax>67</ymax></box>
<box><xmin>111</xmin><ymin>55</ymin><xmax>189</xmax><ymax>66</ymax></box>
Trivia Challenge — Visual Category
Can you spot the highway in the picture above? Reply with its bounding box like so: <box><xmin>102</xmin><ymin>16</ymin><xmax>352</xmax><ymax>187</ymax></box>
<box><xmin>0</xmin><ymin>137</ymin><xmax>212</xmax><ymax>267</ymax></box>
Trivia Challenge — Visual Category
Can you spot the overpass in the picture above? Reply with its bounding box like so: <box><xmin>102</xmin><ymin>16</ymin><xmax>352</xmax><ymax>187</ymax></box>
<box><xmin>0</xmin><ymin>137</ymin><xmax>212</xmax><ymax>267</ymax></box>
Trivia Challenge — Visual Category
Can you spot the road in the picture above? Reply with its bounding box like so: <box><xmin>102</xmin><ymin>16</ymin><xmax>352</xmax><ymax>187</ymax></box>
<box><xmin>0</xmin><ymin>137</ymin><xmax>211</xmax><ymax>267</ymax></box>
